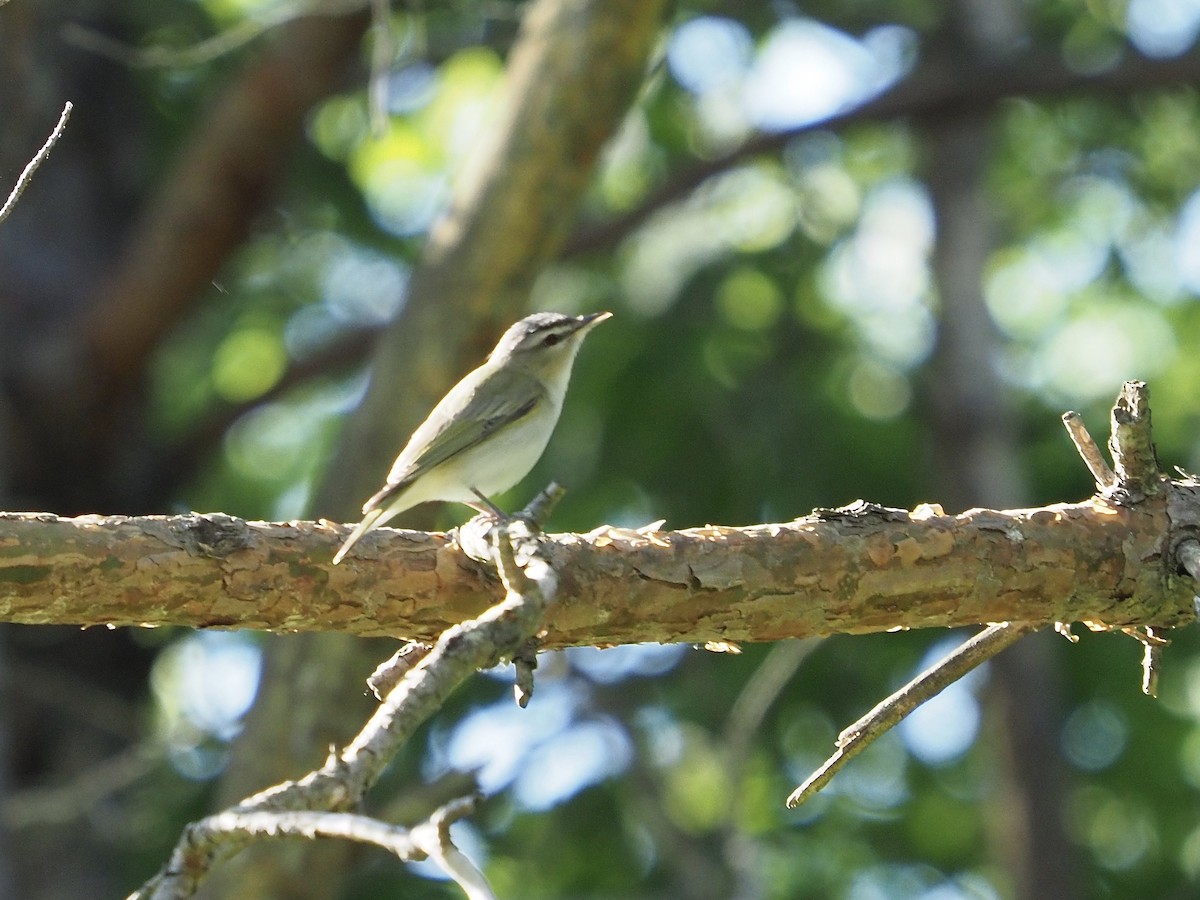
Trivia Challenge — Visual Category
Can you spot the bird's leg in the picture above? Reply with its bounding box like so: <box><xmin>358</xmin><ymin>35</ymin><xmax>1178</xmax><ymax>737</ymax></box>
<box><xmin>459</xmin><ymin>488</ymin><xmax>513</xmax><ymax>560</ymax></box>
<box><xmin>468</xmin><ymin>488</ymin><xmax>510</xmax><ymax>521</ymax></box>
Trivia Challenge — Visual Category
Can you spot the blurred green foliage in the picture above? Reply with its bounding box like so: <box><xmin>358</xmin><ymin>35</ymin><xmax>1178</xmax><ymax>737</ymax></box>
<box><xmin>94</xmin><ymin>0</ymin><xmax>1200</xmax><ymax>896</ymax></box>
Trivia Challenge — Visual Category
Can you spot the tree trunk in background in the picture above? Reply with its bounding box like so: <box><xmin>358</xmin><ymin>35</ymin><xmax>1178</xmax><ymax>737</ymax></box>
<box><xmin>924</xmin><ymin>107</ymin><xmax>1080</xmax><ymax>899</ymax></box>
<box><xmin>203</xmin><ymin>0</ymin><xmax>670</xmax><ymax>896</ymax></box>
<box><xmin>923</xmin><ymin>0</ymin><xmax>1082</xmax><ymax>890</ymax></box>
<box><xmin>1</xmin><ymin>6</ymin><xmax>148</xmax><ymax>897</ymax></box>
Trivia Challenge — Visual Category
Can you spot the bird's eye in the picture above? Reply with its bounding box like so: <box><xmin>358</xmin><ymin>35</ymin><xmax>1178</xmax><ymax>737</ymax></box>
<box><xmin>542</xmin><ymin>333</ymin><xmax>561</xmax><ymax>347</ymax></box>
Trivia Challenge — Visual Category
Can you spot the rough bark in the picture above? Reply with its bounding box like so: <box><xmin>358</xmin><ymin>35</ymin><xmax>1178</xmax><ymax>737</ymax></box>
<box><xmin>2</xmin><ymin>488</ymin><xmax>1196</xmax><ymax>647</ymax></box>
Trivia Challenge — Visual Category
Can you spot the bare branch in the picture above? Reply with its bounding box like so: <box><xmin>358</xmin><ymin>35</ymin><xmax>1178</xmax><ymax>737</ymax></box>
<box><xmin>411</xmin><ymin>796</ymin><xmax>495</xmax><ymax>900</ymax></box>
<box><xmin>130</xmin><ymin>517</ymin><xmax>557</xmax><ymax>897</ymax></box>
<box><xmin>786</xmin><ymin>621</ymin><xmax>1040</xmax><ymax>808</ymax></box>
<box><xmin>366</xmin><ymin>641</ymin><xmax>433</xmax><ymax>700</ymax></box>
<box><xmin>564</xmin><ymin>47</ymin><xmax>1200</xmax><ymax>258</ymax></box>
<box><xmin>1143</xmin><ymin>627</ymin><xmax>1165</xmax><ymax>698</ymax></box>
<box><xmin>1121</xmin><ymin>625</ymin><xmax>1169</xmax><ymax>697</ymax></box>
<box><xmin>1108</xmin><ymin>381</ymin><xmax>1161</xmax><ymax>499</ymax></box>
<box><xmin>62</xmin><ymin>0</ymin><xmax>368</xmax><ymax>68</ymax></box>
<box><xmin>0</xmin><ymin>102</ymin><xmax>73</xmax><ymax>226</ymax></box>
<box><xmin>130</xmin><ymin>797</ymin><xmax>490</xmax><ymax>899</ymax></box>
<box><xmin>0</xmin><ymin>485</ymin><xmax>1194</xmax><ymax>644</ymax></box>
<box><xmin>1062</xmin><ymin>410</ymin><xmax>1116</xmax><ymax>490</ymax></box>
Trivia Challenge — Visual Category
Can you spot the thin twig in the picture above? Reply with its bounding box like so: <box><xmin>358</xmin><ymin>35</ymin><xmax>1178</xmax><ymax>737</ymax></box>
<box><xmin>723</xmin><ymin>639</ymin><xmax>820</xmax><ymax>771</ymax></box>
<box><xmin>5</xmin><ymin>743</ymin><xmax>160</xmax><ymax>829</ymax></box>
<box><xmin>513</xmin><ymin>640</ymin><xmax>538</xmax><ymax>708</ymax></box>
<box><xmin>0</xmin><ymin>102</ymin><xmax>73</xmax><ymax>226</ymax></box>
<box><xmin>61</xmin><ymin>0</ymin><xmax>368</xmax><ymax>69</ymax></box>
<box><xmin>134</xmin><ymin>797</ymin><xmax>490</xmax><ymax>900</ymax></box>
<box><xmin>1121</xmin><ymin>626</ymin><xmax>1169</xmax><ymax>698</ymax></box>
<box><xmin>1061</xmin><ymin>411</ymin><xmax>1115</xmax><ymax>490</ymax></box>
<box><xmin>366</xmin><ymin>641</ymin><xmax>433</xmax><ymax>700</ymax></box>
<box><xmin>62</xmin><ymin>19</ymin><xmax>270</xmax><ymax>68</ymax></box>
<box><xmin>521</xmin><ymin>482</ymin><xmax>567</xmax><ymax>523</ymax></box>
<box><xmin>1142</xmin><ymin>626</ymin><xmax>1164</xmax><ymax>698</ymax></box>
<box><xmin>416</xmin><ymin>797</ymin><xmax>496</xmax><ymax>900</ymax></box>
<box><xmin>786</xmin><ymin>621</ymin><xmax>1040</xmax><ymax>808</ymax></box>
<box><xmin>456</xmin><ymin>482</ymin><xmax>567</xmax><ymax>563</ymax></box>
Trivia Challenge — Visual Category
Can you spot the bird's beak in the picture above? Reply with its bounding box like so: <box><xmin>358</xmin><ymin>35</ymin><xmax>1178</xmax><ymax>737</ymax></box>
<box><xmin>579</xmin><ymin>311</ymin><xmax>613</xmax><ymax>328</ymax></box>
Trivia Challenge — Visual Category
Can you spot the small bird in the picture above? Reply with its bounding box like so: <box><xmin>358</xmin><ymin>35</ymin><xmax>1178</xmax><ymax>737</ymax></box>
<box><xmin>332</xmin><ymin>311</ymin><xmax>612</xmax><ymax>564</ymax></box>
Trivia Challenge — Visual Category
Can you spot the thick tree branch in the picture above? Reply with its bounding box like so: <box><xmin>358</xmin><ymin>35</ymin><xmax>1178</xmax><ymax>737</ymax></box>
<box><xmin>2</xmin><ymin>487</ymin><xmax>1195</xmax><ymax>646</ymax></box>
<box><xmin>3</xmin><ymin>385</ymin><xmax>1193</xmax><ymax>653</ymax></box>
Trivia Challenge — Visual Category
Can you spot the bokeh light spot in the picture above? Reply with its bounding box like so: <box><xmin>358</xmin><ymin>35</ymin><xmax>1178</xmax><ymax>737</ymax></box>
<box><xmin>1061</xmin><ymin>700</ymin><xmax>1128</xmax><ymax>772</ymax></box>
<box><xmin>211</xmin><ymin>326</ymin><xmax>286</xmax><ymax>403</ymax></box>
<box><xmin>716</xmin><ymin>266</ymin><xmax>783</xmax><ymax>331</ymax></box>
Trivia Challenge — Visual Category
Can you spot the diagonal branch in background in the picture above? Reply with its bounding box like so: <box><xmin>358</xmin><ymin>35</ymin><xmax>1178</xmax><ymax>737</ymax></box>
<box><xmin>149</xmin><ymin>327</ymin><xmax>378</xmax><ymax>497</ymax></box>
<box><xmin>204</xmin><ymin>3</ymin><xmax>671</xmax><ymax>893</ymax></box>
<box><xmin>83</xmin><ymin>11</ymin><xmax>370</xmax><ymax>407</ymax></box>
<box><xmin>129</xmin><ymin>516</ymin><xmax>556</xmax><ymax>899</ymax></box>
<box><xmin>0</xmin><ymin>101</ymin><xmax>73</xmax><ymax>226</ymax></box>
<box><xmin>563</xmin><ymin>45</ymin><xmax>1200</xmax><ymax>258</ymax></box>
<box><xmin>313</xmin><ymin>0</ymin><xmax>671</xmax><ymax>518</ymax></box>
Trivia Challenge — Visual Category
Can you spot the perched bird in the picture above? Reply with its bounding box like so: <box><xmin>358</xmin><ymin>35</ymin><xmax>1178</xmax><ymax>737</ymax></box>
<box><xmin>332</xmin><ymin>311</ymin><xmax>611</xmax><ymax>564</ymax></box>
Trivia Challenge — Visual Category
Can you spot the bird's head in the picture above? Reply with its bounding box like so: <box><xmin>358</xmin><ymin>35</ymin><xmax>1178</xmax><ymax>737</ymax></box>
<box><xmin>488</xmin><ymin>311</ymin><xmax>612</xmax><ymax>381</ymax></box>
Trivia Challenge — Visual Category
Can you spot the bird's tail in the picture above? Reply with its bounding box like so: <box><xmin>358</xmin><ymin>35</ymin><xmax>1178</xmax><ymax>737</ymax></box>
<box><xmin>332</xmin><ymin>508</ymin><xmax>387</xmax><ymax>565</ymax></box>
